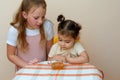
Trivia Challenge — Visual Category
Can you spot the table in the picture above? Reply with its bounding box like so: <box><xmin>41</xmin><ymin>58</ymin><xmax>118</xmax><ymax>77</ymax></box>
<box><xmin>12</xmin><ymin>61</ymin><xmax>104</xmax><ymax>80</ymax></box>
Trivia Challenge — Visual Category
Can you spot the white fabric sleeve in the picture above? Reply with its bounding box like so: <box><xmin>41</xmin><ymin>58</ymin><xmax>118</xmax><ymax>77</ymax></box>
<box><xmin>44</xmin><ymin>19</ymin><xmax>54</xmax><ymax>40</ymax></box>
<box><xmin>75</xmin><ymin>42</ymin><xmax>85</xmax><ymax>55</ymax></box>
<box><xmin>6</xmin><ymin>26</ymin><xmax>18</xmax><ymax>46</ymax></box>
<box><xmin>48</xmin><ymin>43</ymin><xmax>58</xmax><ymax>57</ymax></box>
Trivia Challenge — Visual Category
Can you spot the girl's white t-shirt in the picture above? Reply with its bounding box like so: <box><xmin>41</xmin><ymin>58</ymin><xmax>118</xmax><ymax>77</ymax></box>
<box><xmin>6</xmin><ymin>19</ymin><xmax>54</xmax><ymax>46</ymax></box>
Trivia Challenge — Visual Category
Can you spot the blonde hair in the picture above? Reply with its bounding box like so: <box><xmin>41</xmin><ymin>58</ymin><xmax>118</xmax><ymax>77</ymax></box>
<box><xmin>10</xmin><ymin>0</ymin><xmax>47</xmax><ymax>52</ymax></box>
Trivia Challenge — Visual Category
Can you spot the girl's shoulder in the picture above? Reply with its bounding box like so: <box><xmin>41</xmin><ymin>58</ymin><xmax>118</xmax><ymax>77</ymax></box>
<box><xmin>44</xmin><ymin>19</ymin><xmax>53</xmax><ymax>24</ymax></box>
<box><xmin>7</xmin><ymin>26</ymin><xmax>18</xmax><ymax>46</ymax></box>
<box><xmin>43</xmin><ymin>19</ymin><xmax>54</xmax><ymax>28</ymax></box>
<box><xmin>8</xmin><ymin>26</ymin><xmax>18</xmax><ymax>34</ymax></box>
<box><xmin>43</xmin><ymin>19</ymin><xmax>54</xmax><ymax>40</ymax></box>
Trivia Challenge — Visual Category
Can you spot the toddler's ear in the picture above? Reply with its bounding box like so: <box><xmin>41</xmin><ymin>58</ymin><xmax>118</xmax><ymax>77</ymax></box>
<box><xmin>76</xmin><ymin>36</ymin><xmax>80</xmax><ymax>42</ymax></box>
<box><xmin>22</xmin><ymin>11</ymin><xmax>28</xmax><ymax>19</ymax></box>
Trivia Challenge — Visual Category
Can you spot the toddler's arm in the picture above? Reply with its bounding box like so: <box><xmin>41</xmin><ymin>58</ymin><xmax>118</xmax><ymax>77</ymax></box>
<box><xmin>65</xmin><ymin>51</ymin><xmax>89</xmax><ymax>64</ymax></box>
<box><xmin>48</xmin><ymin>55</ymin><xmax>66</xmax><ymax>62</ymax></box>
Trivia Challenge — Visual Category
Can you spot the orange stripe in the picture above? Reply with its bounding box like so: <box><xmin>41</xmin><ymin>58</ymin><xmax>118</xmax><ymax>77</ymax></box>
<box><xmin>35</xmin><ymin>63</ymin><xmax>92</xmax><ymax>66</ymax></box>
<box><xmin>27</xmin><ymin>63</ymin><xmax>92</xmax><ymax>67</ymax></box>
<box><xmin>24</xmin><ymin>63</ymin><xmax>95</xmax><ymax>69</ymax></box>
<box><xmin>16</xmin><ymin>73</ymin><xmax>103</xmax><ymax>79</ymax></box>
<box><xmin>23</xmin><ymin>67</ymin><xmax>97</xmax><ymax>70</ymax></box>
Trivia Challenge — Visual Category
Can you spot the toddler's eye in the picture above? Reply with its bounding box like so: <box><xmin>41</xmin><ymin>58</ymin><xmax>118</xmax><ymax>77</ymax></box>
<box><xmin>58</xmin><ymin>37</ymin><xmax>62</xmax><ymax>42</ymax></box>
<box><xmin>58</xmin><ymin>39</ymin><xmax>62</xmax><ymax>41</ymax></box>
<box><xmin>65</xmin><ymin>42</ymin><xmax>70</xmax><ymax>43</ymax></box>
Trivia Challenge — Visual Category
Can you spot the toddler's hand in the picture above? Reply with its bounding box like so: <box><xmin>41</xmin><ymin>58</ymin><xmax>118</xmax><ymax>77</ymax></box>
<box><xmin>51</xmin><ymin>55</ymin><xmax>66</xmax><ymax>62</ymax></box>
<box><xmin>65</xmin><ymin>54</ymin><xmax>72</xmax><ymax>62</ymax></box>
<box><xmin>28</xmin><ymin>58</ymin><xmax>39</xmax><ymax>65</ymax></box>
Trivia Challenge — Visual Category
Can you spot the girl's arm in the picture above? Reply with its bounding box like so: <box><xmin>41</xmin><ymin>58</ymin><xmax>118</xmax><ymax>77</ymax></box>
<box><xmin>46</xmin><ymin>38</ymin><xmax>53</xmax><ymax>58</ymax></box>
<box><xmin>7</xmin><ymin>44</ymin><xmax>28</xmax><ymax>68</ymax></box>
<box><xmin>66</xmin><ymin>51</ymin><xmax>89</xmax><ymax>64</ymax></box>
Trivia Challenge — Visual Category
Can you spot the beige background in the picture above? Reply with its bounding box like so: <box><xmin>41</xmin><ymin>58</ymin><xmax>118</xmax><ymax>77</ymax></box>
<box><xmin>0</xmin><ymin>0</ymin><xmax>120</xmax><ymax>80</ymax></box>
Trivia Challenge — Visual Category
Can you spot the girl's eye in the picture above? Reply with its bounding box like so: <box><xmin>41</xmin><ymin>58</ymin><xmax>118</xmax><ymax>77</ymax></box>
<box><xmin>34</xmin><ymin>17</ymin><xmax>39</xmax><ymax>19</ymax></box>
<box><xmin>42</xmin><ymin>16</ymin><xmax>45</xmax><ymax>20</ymax></box>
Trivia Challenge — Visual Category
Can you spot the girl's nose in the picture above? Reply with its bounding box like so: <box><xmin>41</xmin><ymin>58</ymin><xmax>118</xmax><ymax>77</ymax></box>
<box><xmin>37</xmin><ymin>18</ymin><xmax>43</xmax><ymax>25</ymax></box>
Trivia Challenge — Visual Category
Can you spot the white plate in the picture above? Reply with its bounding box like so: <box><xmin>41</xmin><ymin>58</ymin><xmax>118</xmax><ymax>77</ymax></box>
<box><xmin>38</xmin><ymin>60</ymin><xmax>58</xmax><ymax>64</ymax></box>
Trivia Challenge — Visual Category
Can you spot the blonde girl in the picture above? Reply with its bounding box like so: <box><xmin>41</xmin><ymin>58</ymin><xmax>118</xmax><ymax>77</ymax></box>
<box><xmin>7</xmin><ymin>0</ymin><xmax>54</xmax><ymax>70</ymax></box>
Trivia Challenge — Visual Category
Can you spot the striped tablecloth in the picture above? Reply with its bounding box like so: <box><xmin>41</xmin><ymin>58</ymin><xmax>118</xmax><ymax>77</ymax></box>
<box><xmin>12</xmin><ymin>61</ymin><xmax>104</xmax><ymax>80</ymax></box>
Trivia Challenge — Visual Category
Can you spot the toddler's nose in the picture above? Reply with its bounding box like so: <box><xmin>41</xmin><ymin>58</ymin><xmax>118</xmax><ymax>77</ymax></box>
<box><xmin>61</xmin><ymin>42</ymin><xmax>66</xmax><ymax>47</ymax></box>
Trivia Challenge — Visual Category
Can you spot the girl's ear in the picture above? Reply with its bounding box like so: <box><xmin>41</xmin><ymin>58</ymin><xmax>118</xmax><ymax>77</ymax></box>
<box><xmin>22</xmin><ymin>11</ymin><xmax>28</xmax><ymax>19</ymax></box>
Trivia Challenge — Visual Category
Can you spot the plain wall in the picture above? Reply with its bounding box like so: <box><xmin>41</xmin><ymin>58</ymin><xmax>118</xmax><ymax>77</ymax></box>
<box><xmin>0</xmin><ymin>0</ymin><xmax>120</xmax><ymax>80</ymax></box>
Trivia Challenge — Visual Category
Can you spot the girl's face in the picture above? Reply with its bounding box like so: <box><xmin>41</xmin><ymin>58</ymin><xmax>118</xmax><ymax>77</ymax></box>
<box><xmin>58</xmin><ymin>33</ymin><xmax>76</xmax><ymax>50</ymax></box>
<box><xmin>22</xmin><ymin>6</ymin><xmax>46</xmax><ymax>29</ymax></box>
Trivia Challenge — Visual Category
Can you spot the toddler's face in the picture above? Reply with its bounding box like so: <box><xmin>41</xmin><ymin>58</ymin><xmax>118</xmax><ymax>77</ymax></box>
<box><xmin>22</xmin><ymin>6</ymin><xmax>46</xmax><ymax>29</ymax></box>
<box><xmin>58</xmin><ymin>33</ymin><xmax>76</xmax><ymax>50</ymax></box>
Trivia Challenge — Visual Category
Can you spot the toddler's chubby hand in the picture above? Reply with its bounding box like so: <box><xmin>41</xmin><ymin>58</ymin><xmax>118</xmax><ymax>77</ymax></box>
<box><xmin>28</xmin><ymin>58</ymin><xmax>40</xmax><ymax>65</ymax></box>
<box><xmin>51</xmin><ymin>55</ymin><xmax>66</xmax><ymax>62</ymax></box>
<box><xmin>65</xmin><ymin>54</ymin><xmax>73</xmax><ymax>62</ymax></box>
<box><xmin>65</xmin><ymin>53</ymin><xmax>70</xmax><ymax>58</ymax></box>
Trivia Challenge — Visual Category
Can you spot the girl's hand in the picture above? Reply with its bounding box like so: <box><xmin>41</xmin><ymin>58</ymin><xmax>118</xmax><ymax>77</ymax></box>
<box><xmin>28</xmin><ymin>58</ymin><xmax>40</xmax><ymax>65</ymax></box>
